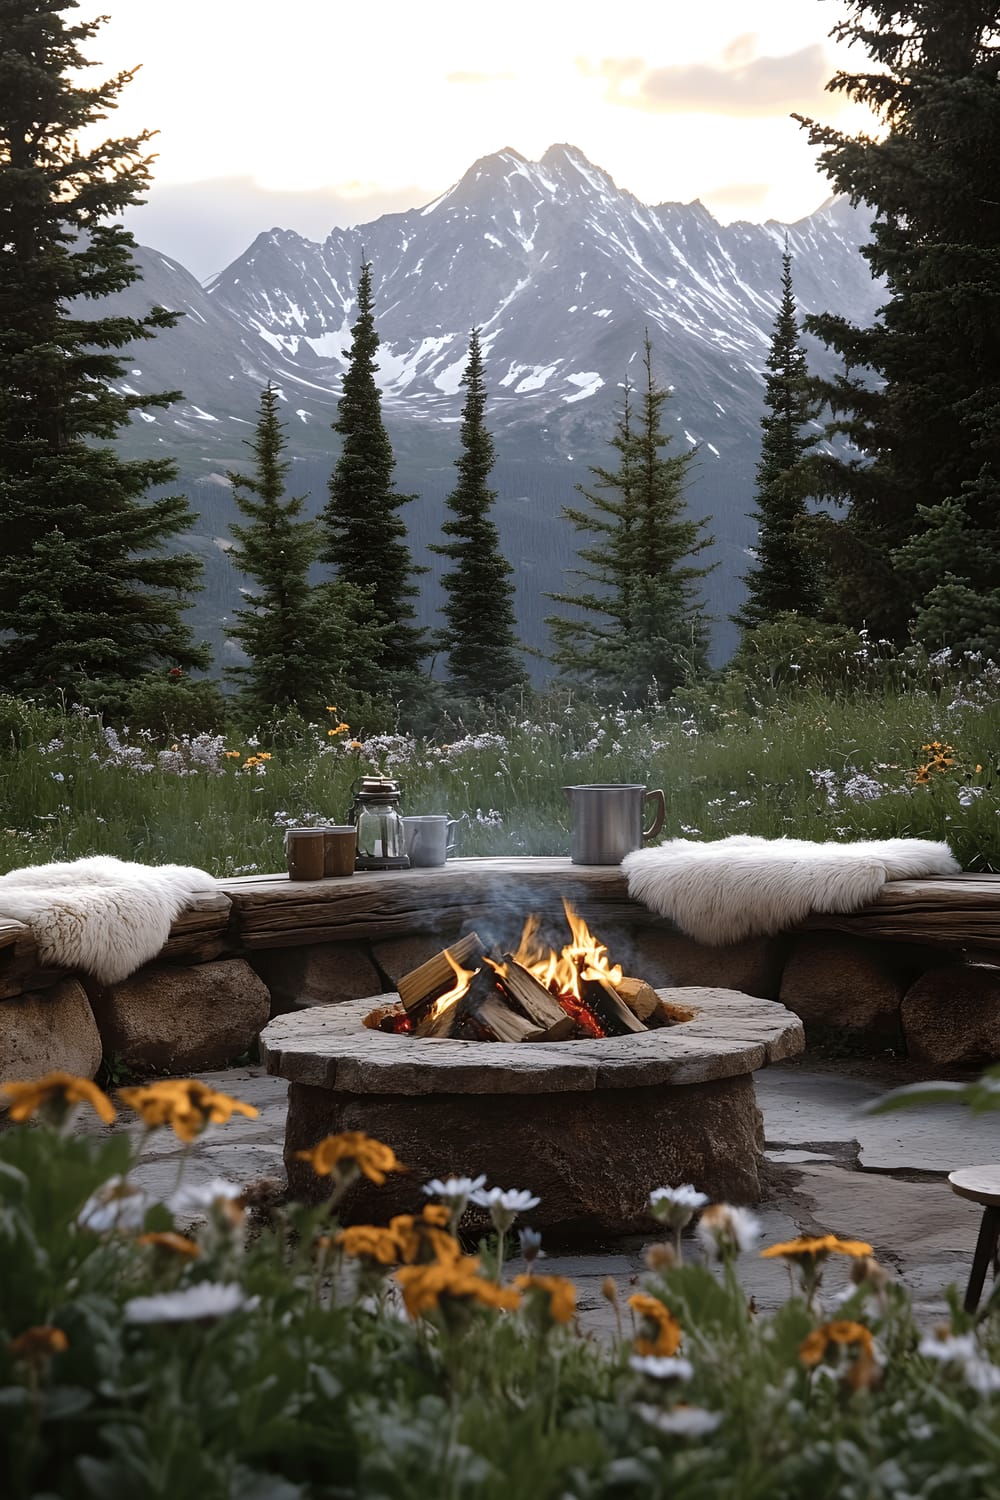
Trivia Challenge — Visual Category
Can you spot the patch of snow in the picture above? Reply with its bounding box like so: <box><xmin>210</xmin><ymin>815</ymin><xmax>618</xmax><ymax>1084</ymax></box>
<box><xmin>304</xmin><ymin>326</ymin><xmax>351</xmax><ymax>359</ymax></box>
<box><xmin>190</xmin><ymin>406</ymin><xmax>219</xmax><ymax>422</ymax></box>
<box><xmin>514</xmin><ymin>364</ymin><xmax>560</xmax><ymax>393</ymax></box>
<box><xmin>563</xmin><ymin>371</ymin><xmax>604</xmax><ymax>403</ymax></box>
<box><xmin>433</xmin><ymin>356</ymin><xmax>467</xmax><ymax>395</ymax></box>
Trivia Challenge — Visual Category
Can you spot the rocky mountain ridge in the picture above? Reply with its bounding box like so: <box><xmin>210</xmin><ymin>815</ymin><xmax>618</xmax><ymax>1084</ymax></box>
<box><xmin>97</xmin><ymin>144</ymin><xmax>883</xmax><ymax>667</ymax></box>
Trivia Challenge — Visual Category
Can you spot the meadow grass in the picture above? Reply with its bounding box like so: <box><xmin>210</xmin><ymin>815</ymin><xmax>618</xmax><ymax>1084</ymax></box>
<box><xmin>1</xmin><ymin>641</ymin><xmax>997</xmax><ymax>876</ymax></box>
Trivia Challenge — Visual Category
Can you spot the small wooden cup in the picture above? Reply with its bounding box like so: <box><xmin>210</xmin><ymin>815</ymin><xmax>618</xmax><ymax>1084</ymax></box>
<box><xmin>323</xmin><ymin>825</ymin><xmax>357</xmax><ymax>877</ymax></box>
<box><xmin>285</xmin><ymin>828</ymin><xmax>326</xmax><ymax>881</ymax></box>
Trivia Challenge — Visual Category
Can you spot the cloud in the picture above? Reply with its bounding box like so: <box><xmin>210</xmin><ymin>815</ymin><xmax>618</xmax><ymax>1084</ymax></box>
<box><xmin>123</xmin><ymin>176</ymin><xmax>431</xmax><ymax>281</ymax></box>
<box><xmin>703</xmin><ymin>180</ymin><xmax>771</xmax><ymax>210</ymax></box>
<box><xmin>445</xmin><ymin>69</ymin><xmax>515</xmax><ymax>85</ymax></box>
<box><xmin>580</xmin><ymin>42</ymin><xmax>832</xmax><ymax>118</ymax></box>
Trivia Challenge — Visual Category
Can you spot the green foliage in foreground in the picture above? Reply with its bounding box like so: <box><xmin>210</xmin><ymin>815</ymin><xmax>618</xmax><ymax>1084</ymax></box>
<box><xmin>2</xmin><ymin>1094</ymin><xmax>1000</xmax><ymax>1499</ymax></box>
<box><xmin>1</xmin><ymin>631</ymin><xmax>1000</xmax><ymax>877</ymax></box>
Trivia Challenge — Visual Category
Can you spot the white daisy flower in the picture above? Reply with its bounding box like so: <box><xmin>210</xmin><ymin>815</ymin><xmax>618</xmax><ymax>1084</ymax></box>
<box><xmin>918</xmin><ymin>1332</ymin><xmax>979</xmax><ymax>1363</ymax></box>
<box><xmin>77</xmin><ymin>1176</ymin><xmax>150</xmax><ymax>1233</ymax></box>
<box><xmin>695</xmin><ymin>1204</ymin><xmax>761</xmax><ymax>1260</ymax></box>
<box><xmin>635</xmin><ymin>1403</ymin><xmax>722</xmax><ymax>1436</ymax></box>
<box><xmin>420</xmin><ymin>1174</ymin><xmax>486</xmax><ymax>1217</ymax></box>
<box><xmin>965</xmin><ymin>1359</ymin><xmax>1000</xmax><ymax>1395</ymax></box>
<box><xmin>629</xmin><ymin>1354</ymin><xmax>694</xmax><ymax>1381</ymax></box>
<box><xmin>169</xmin><ymin>1179</ymin><xmax>243</xmax><ymax>1216</ymax></box>
<box><xmin>470</xmin><ymin>1185</ymin><xmax>541</xmax><ymax>1233</ymax></box>
<box><xmin>649</xmin><ymin>1184</ymin><xmax>709</xmax><ymax>1230</ymax></box>
<box><xmin>125</xmin><ymin>1282</ymin><xmax>259</xmax><ymax>1324</ymax></box>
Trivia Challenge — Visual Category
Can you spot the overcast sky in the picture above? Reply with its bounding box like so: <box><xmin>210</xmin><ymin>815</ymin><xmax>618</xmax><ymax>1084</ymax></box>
<box><xmin>81</xmin><ymin>0</ymin><xmax>875</xmax><ymax>280</ymax></box>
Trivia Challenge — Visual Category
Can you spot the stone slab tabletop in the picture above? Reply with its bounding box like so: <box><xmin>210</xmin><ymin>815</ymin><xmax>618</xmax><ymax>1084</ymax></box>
<box><xmin>260</xmin><ymin>986</ymin><xmax>805</xmax><ymax>1096</ymax></box>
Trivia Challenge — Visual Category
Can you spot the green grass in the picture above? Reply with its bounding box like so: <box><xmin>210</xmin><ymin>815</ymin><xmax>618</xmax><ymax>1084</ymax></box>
<box><xmin>1</xmin><ymin>645</ymin><xmax>998</xmax><ymax>877</ymax></box>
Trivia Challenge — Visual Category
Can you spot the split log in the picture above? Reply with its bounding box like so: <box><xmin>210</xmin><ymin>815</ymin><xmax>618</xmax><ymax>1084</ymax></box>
<box><xmin>414</xmin><ymin>963</ymin><xmax>496</xmax><ymax>1038</ymax></box>
<box><xmin>470</xmin><ymin>993</ymin><xmax>545</xmax><ymax>1043</ymax></box>
<box><xmin>398</xmin><ymin>931</ymin><xmax>484</xmax><ymax>1011</ymax></box>
<box><xmin>615</xmin><ymin>976</ymin><xmax>664</xmax><ymax>1023</ymax></box>
<box><xmin>497</xmin><ymin>957</ymin><xmax>578</xmax><ymax>1040</ymax></box>
<box><xmin>581</xmin><ymin>972</ymin><xmax>648</xmax><ymax>1035</ymax></box>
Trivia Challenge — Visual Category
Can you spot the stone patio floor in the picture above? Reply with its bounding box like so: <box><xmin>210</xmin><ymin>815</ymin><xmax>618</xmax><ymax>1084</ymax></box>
<box><xmin>79</xmin><ymin>1058</ymin><xmax>1000</xmax><ymax>1337</ymax></box>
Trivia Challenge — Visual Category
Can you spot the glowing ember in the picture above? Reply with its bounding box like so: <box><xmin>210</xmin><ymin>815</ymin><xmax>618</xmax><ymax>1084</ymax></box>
<box><xmin>556</xmin><ymin>992</ymin><xmax>605</xmax><ymax>1039</ymax></box>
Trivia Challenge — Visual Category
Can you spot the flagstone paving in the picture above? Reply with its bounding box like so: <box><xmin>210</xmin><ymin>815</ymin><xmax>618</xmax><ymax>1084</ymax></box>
<box><xmin>75</xmin><ymin>1057</ymin><xmax>1000</xmax><ymax>1338</ymax></box>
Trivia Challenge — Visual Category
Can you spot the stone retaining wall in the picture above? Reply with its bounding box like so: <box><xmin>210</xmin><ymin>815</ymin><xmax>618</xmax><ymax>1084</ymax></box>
<box><xmin>1</xmin><ymin>859</ymin><xmax>999</xmax><ymax>1083</ymax></box>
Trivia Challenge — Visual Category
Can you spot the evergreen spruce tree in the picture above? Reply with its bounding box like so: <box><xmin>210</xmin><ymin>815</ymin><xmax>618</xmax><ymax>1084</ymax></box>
<box><xmin>228</xmin><ymin>383</ymin><xmax>384</xmax><ymax>718</ymax></box>
<box><xmin>322</xmin><ymin>260</ymin><xmax>426</xmax><ymax>694</ymax></box>
<box><xmin>0</xmin><ymin>1</ymin><xmax>206</xmax><ymax>696</ymax></box>
<box><xmin>737</xmin><ymin>250</ymin><xmax>823</xmax><ymax>631</ymax></box>
<box><xmin>430</xmin><ymin>330</ymin><xmax>525</xmax><ymax>703</ymax></box>
<box><xmin>795</xmin><ymin>2</ymin><xmax>1000</xmax><ymax>647</ymax></box>
<box><xmin>547</xmin><ymin>337</ymin><xmax>714</xmax><ymax>703</ymax></box>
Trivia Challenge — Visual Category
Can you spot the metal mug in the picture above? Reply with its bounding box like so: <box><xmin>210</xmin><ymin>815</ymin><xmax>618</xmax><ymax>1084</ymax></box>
<box><xmin>402</xmin><ymin>815</ymin><xmax>457</xmax><ymax>867</ymax></box>
<box><xmin>562</xmin><ymin>783</ymin><xmax>666</xmax><ymax>866</ymax></box>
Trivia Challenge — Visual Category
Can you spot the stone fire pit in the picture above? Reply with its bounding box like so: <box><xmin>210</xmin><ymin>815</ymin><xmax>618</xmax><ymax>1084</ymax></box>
<box><xmin>262</xmin><ymin>987</ymin><xmax>804</xmax><ymax>1235</ymax></box>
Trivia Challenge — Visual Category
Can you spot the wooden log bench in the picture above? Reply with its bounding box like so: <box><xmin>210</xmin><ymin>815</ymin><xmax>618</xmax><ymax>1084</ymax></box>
<box><xmin>3</xmin><ymin>860</ymin><xmax>1000</xmax><ymax>1083</ymax></box>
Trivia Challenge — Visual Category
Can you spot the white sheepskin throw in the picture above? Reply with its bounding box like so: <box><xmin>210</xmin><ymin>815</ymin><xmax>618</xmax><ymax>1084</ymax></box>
<box><xmin>622</xmin><ymin>835</ymin><xmax>960</xmax><ymax>947</ymax></box>
<box><xmin>0</xmin><ymin>856</ymin><xmax>218</xmax><ymax>984</ymax></box>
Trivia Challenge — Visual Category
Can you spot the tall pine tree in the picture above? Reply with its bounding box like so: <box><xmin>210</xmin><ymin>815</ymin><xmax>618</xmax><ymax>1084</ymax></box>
<box><xmin>795</xmin><ymin>2</ymin><xmax>1000</xmax><ymax>647</ymax></box>
<box><xmin>0</xmin><ymin>0</ymin><xmax>206</xmax><ymax>696</ymax></box>
<box><xmin>737</xmin><ymin>250</ymin><xmax>823</xmax><ymax>630</ymax></box>
<box><xmin>547</xmin><ymin>337</ymin><xmax>714</xmax><ymax>703</ymax></box>
<box><xmin>322</xmin><ymin>260</ymin><xmax>426</xmax><ymax>694</ymax></box>
<box><xmin>227</xmin><ymin>383</ymin><xmax>382</xmax><ymax>718</ymax></box>
<box><xmin>430</xmin><ymin>330</ymin><xmax>525</xmax><ymax>703</ymax></box>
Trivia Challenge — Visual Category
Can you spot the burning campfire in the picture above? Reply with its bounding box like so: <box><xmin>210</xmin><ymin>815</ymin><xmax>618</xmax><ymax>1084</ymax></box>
<box><xmin>366</xmin><ymin>900</ymin><xmax>681</xmax><ymax>1042</ymax></box>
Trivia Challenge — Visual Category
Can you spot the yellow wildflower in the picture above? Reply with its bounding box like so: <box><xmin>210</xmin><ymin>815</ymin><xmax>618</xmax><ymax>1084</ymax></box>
<box><xmin>327</xmin><ymin>721</ymin><xmax>350</xmax><ymax>736</ymax></box>
<box><xmin>514</xmin><ymin>1273</ymin><xmax>577</xmax><ymax>1325</ymax></box>
<box><xmin>976</xmin><ymin>763</ymin><xmax>984</xmax><ymax>774</ymax></box>
<box><xmin>294</xmin><ymin>1131</ymin><xmax>403</xmax><ymax>1185</ymax></box>
<box><xmin>761</xmin><ymin>1234</ymin><xmax>873</xmax><ymax>1264</ymax></box>
<box><xmin>118</xmin><ymin>1080</ymin><xmax>258</xmax><ymax>1143</ymax></box>
<box><xmin>224</xmin><ymin>750</ymin><xmax>241</xmax><ymax>759</ymax></box>
<box><xmin>136</xmin><ymin>1231</ymin><xmax>200</xmax><ymax>1258</ymax></box>
<box><xmin>388</xmin><ymin>1210</ymin><xmax>461</xmax><ymax>1266</ymax></box>
<box><xmin>396</xmin><ymin>1255</ymin><xmax>521</xmax><ymax>1318</ymax></box>
<box><xmin>348</xmin><ymin>739</ymin><xmax>363</xmax><ymax>750</ymax></box>
<box><xmin>9</xmin><ymin>1325</ymin><xmax>69</xmax><ymax>1362</ymax></box>
<box><xmin>913</xmin><ymin>763</ymin><xmax>933</xmax><ymax>785</ymax></box>
<box><xmin>799</xmin><ymin>1319</ymin><xmax>878</xmax><ymax>1391</ymax></box>
<box><xmin>2</xmin><ymin>1071</ymin><xmax>115</xmax><ymax>1125</ymax></box>
<box><xmin>257</xmin><ymin>752</ymin><xmax>272</xmax><ymax>761</ymax></box>
<box><xmin>336</xmin><ymin>1225</ymin><xmax>403</xmax><ymax>1265</ymax></box>
<box><xmin>326</xmin><ymin>705</ymin><xmax>338</xmax><ymax>713</ymax></box>
<box><xmin>628</xmin><ymin>1293</ymin><xmax>682</xmax><ymax>1357</ymax></box>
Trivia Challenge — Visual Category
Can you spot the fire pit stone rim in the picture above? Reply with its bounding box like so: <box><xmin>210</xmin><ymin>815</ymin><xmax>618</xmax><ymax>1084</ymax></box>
<box><xmin>260</xmin><ymin>987</ymin><xmax>804</xmax><ymax>1096</ymax></box>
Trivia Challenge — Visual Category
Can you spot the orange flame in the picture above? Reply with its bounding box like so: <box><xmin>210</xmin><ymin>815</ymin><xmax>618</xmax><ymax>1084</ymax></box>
<box><xmin>426</xmin><ymin>948</ymin><xmax>478</xmax><ymax>1025</ymax></box>
<box><xmin>511</xmin><ymin>899</ymin><xmax>622</xmax><ymax>1000</ymax></box>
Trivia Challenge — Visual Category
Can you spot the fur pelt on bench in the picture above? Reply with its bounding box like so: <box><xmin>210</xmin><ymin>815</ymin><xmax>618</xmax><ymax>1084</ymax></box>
<box><xmin>0</xmin><ymin>856</ymin><xmax>217</xmax><ymax>984</ymax></box>
<box><xmin>622</xmin><ymin>835</ymin><xmax>960</xmax><ymax>946</ymax></box>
